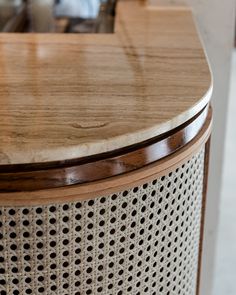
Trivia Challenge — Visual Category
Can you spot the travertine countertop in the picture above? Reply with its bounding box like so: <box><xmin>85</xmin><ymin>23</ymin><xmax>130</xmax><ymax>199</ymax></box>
<box><xmin>0</xmin><ymin>0</ymin><xmax>212</xmax><ymax>165</ymax></box>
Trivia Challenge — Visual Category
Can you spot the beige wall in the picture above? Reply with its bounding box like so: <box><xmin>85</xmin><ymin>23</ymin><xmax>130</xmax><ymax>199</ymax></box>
<box><xmin>188</xmin><ymin>1</ymin><xmax>235</xmax><ymax>294</ymax></box>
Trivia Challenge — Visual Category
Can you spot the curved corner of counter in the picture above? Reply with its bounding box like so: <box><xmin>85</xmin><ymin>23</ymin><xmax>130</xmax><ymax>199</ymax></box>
<box><xmin>0</xmin><ymin>2</ymin><xmax>212</xmax><ymax>295</ymax></box>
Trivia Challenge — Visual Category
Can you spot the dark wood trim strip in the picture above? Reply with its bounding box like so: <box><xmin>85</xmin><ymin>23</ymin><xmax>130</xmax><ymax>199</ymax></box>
<box><xmin>0</xmin><ymin>111</ymin><xmax>212</xmax><ymax>205</ymax></box>
<box><xmin>0</xmin><ymin>105</ymin><xmax>209</xmax><ymax>173</ymax></box>
<box><xmin>0</xmin><ymin>106</ymin><xmax>209</xmax><ymax>192</ymax></box>
<box><xmin>196</xmin><ymin>137</ymin><xmax>211</xmax><ymax>295</ymax></box>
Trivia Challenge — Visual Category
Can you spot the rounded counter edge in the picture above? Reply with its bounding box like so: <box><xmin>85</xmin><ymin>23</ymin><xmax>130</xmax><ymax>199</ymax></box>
<box><xmin>0</xmin><ymin>105</ymin><xmax>212</xmax><ymax>205</ymax></box>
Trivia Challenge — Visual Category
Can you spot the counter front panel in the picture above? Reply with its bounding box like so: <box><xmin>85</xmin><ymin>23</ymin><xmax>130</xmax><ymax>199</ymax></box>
<box><xmin>0</xmin><ymin>148</ymin><xmax>205</xmax><ymax>295</ymax></box>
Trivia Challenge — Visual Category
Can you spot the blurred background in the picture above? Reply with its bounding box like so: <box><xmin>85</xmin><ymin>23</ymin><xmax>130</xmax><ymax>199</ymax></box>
<box><xmin>0</xmin><ymin>0</ymin><xmax>116</xmax><ymax>33</ymax></box>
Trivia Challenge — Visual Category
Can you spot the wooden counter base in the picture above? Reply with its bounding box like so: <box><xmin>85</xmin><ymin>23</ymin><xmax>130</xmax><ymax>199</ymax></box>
<box><xmin>0</xmin><ymin>131</ymin><xmax>210</xmax><ymax>295</ymax></box>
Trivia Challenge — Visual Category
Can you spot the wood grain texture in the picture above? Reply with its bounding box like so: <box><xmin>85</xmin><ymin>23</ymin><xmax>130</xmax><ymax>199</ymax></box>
<box><xmin>0</xmin><ymin>0</ymin><xmax>212</xmax><ymax>165</ymax></box>
<box><xmin>0</xmin><ymin>107</ymin><xmax>212</xmax><ymax>206</ymax></box>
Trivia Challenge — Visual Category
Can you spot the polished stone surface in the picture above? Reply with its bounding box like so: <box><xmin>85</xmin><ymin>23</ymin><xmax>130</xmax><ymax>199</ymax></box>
<box><xmin>0</xmin><ymin>1</ymin><xmax>212</xmax><ymax>165</ymax></box>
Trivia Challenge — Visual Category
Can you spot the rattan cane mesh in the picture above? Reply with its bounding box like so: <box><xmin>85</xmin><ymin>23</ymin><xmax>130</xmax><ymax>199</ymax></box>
<box><xmin>0</xmin><ymin>148</ymin><xmax>205</xmax><ymax>295</ymax></box>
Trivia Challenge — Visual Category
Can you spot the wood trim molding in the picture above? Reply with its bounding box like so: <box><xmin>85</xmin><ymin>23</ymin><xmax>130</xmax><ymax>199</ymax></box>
<box><xmin>0</xmin><ymin>106</ymin><xmax>212</xmax><ymax>206</ymax></box>
<box><xmin>196</xmin><ymin>137</ymin><xmax>211</xmax><ymax>295</ymax></box>
<box><xmin>0</xmin><ymin>105</ymin><xmax>210</xmax><ymax>193</ymax></box>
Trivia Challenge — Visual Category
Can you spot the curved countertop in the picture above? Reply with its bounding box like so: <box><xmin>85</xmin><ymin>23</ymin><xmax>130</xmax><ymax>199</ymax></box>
<box><xmin>0</xmin><ymin>0</ymin><xmax>212</xmax><ymax>165</ymax></box>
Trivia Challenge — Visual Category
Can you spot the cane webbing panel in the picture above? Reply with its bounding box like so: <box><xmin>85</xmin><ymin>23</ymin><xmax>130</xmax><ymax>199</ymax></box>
<box><xmin>0</xmin><ymin>148</ymin><xmax>205</xmax><ymax>295</ymax></box>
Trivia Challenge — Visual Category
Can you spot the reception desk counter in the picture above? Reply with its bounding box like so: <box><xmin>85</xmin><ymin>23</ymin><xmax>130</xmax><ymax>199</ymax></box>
<box><xmin>0</xmin><ymin>1</ymin><xmax>212</xmax><ymax>294</ymax></box>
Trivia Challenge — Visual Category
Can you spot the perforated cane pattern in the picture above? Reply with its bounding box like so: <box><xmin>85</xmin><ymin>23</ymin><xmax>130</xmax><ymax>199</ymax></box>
<box><xmin>0</xmin><ymin>149</ymin><xmax>205</xmax><ymax>295</ymax></box>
